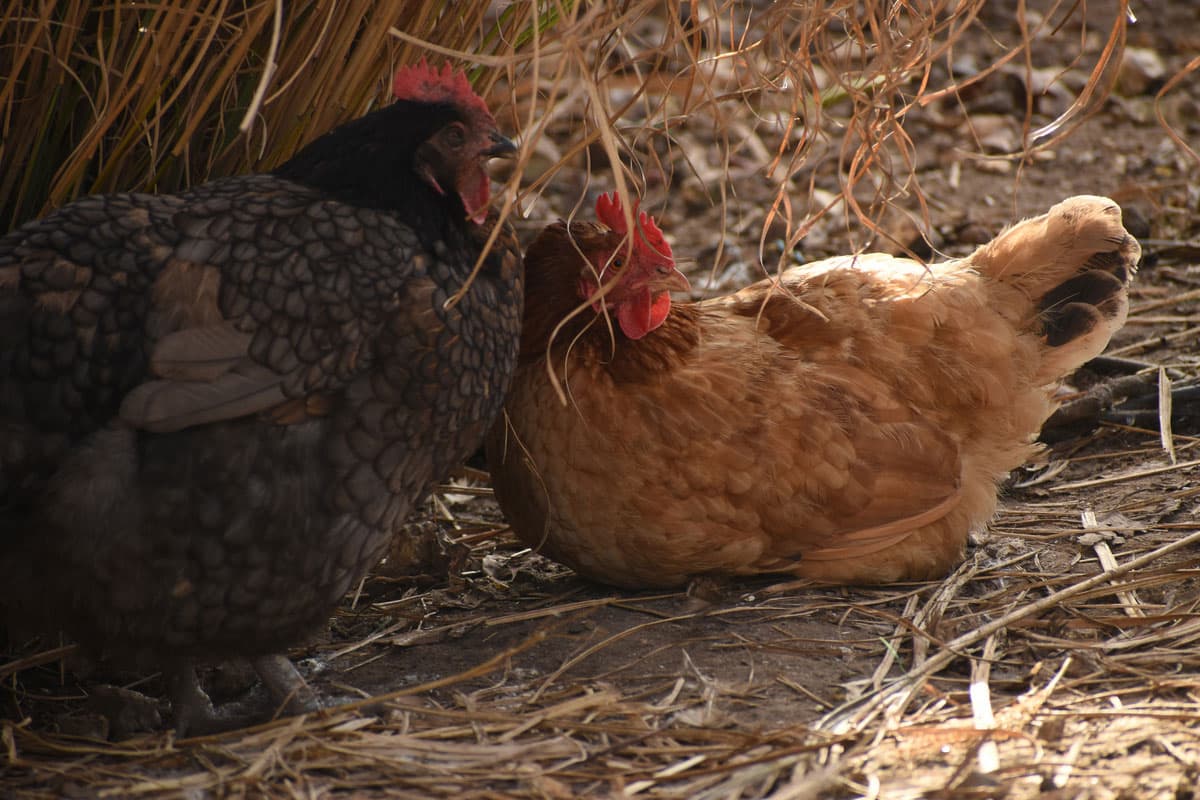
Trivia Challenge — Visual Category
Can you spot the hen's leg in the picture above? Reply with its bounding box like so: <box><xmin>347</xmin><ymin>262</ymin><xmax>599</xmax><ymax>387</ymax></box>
<box><xmin>252</xmin><ymin>654</ymin><xmax>319</xmax><ymax>718</ymax></box>
<box><xmin>165</xmin><ymin>660</ymin><xmax>219</xmax><ymax>736</ymax></box>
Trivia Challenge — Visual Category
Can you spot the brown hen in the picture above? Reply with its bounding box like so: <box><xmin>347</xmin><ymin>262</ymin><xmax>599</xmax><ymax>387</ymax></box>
<box><xmin>0</xmin><ymin>61</ymin><xmax>522</xmax><ymax>733</ymax></box>
<box><xmin>487</xmin><ymin>193</ymin><xmax>1139</xmax><ymax>589</ymax></box>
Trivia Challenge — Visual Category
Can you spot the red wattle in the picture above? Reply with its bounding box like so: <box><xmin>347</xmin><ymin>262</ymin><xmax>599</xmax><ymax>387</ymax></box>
<box><xmin>617</xmin><ymin>289</ymin><xmax>671</xmax><ymax>340</ymax></box>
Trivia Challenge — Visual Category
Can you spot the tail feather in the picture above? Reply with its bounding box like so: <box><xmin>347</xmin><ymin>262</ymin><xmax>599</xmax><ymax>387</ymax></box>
<box><xmin>966</xmin><ymin>195</ymin><xmax>1141</xmax><ymax>384</ymax></box>
<box><xmin>1038</xmin><ymin>269</ymin><xmax>1128</xmax><ymax>347</ymax></box>
<box><xmin>970</xmin><ymin>195</ymin><xmax>1138</xmax><ymax>292</ymax></box>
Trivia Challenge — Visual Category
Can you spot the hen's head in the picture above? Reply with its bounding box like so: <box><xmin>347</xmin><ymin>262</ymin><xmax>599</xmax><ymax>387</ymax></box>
<box><xmin>273</xmin><ymin>60</ymin><xmax>515</xmax><ymax>223</ymax></box>
<box><xmin>393</xmin><ymin>60</ymin><xmax>516</xmax><ymax>224</ymax></box>
<box><xmin>576</xmin><ymin>193</ymin><xmax>690</xmax><ymax>340</ymax></box>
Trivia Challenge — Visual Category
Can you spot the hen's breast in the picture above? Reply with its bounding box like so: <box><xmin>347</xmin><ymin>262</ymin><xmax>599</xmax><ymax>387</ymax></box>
<box><xmin>319</xmin><ymin>215</ymin><xmax>523</xmax><ymax>534</ymax></box>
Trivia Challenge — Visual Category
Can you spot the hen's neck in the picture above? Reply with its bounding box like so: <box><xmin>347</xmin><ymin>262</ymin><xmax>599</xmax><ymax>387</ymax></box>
<box><xmin>272</xmin><ymin>100</ymin><xmax>471</xmax><ymax>248</ymax></box>
<box><xmin>518</xmin><ymin>230</ymin><xmax>592</xmax><ymax>363</ymax></box>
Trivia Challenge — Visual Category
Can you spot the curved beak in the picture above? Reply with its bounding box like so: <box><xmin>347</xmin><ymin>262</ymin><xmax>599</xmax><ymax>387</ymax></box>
<box><xmin>650</xmin><ymin>267</ymin><xmax>691</xmax><ymax>294</ymax></box>
<box><xmin>485</xmin><ymin>131</ymin><xmax>518</xmax><ymax>158</ymax></box>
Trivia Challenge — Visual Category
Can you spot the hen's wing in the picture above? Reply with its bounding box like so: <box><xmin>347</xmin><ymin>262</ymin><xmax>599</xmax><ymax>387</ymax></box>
<box><xmin>631</xmin><ymin>302</ymin><xmax>967</xmax><ymax>573</ymax></box>
<box><xmin>1</xmin><ymin>174</ymin><xmax>422</xmax><ymax>441</ymax></box>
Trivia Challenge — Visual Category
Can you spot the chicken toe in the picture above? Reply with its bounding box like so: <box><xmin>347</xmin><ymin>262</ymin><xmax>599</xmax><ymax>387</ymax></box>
<box><xmin>87</xmin><ymin>684</ymin><xmax>164</xmax><ymax>739</ymax></box>
<box><xmin>253</xmin><ymin>654</ymin><xmax>319</xmax><ymax>719</ymax></box>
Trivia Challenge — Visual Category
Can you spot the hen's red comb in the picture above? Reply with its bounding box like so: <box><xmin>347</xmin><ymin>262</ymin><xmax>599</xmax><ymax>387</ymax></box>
<box><xmin>392</xmin><ymin>58</ymin><xmax>494</xmax><ymax>122</ymax></box>
<box><xmin>595</xmin><ymin>192</ymin><xmax>673</xmax><ymax>262</ymax></box>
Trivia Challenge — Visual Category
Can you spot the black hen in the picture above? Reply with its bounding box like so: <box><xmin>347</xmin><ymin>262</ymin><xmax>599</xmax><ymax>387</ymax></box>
<box><xmin>0</xmin><ymin>60</ymin><xmax>522</xmax><ymax>733</ymax></box>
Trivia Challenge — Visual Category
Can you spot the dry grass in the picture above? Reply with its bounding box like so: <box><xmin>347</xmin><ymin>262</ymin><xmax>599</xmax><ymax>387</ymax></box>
<box><xmin>482</xmin><ymin>0</ymin><xmax>1140</xmax><ymax>276</ymax></box>
<box><xmin>9</xmin><ymin>1</ymin><xmax>1200</xmax><ymax>799</ymax></box>
<box><xmin>4</xmin><ymin>1</ymin><xmax>1136</xmax><ymax>247</ymax></box>
<box><xmin>7</xmin><ymin>463</ymin><xmax>1200</xmax><ymax>798</ymax></box>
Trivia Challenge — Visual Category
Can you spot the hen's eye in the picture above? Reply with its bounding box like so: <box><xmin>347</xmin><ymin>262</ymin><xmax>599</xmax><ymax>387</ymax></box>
<box><xmin>444</xmin><ymin>124</ymin><xmax>466</xmax><ymax>148</ymax></box>
<box><xmin>611</xmin><ymin>257</ymin><xmax>624</xmax><ymax>268</ymax></box>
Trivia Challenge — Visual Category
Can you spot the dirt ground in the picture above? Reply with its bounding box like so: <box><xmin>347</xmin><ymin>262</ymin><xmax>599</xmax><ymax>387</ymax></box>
<box><xmin>4</xmin><ymin>2</ymin><xmax>1200</xmax><ymax>798</ymax></box>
